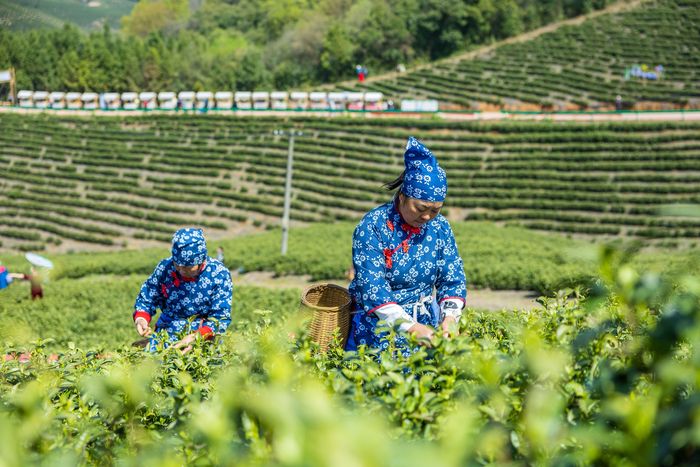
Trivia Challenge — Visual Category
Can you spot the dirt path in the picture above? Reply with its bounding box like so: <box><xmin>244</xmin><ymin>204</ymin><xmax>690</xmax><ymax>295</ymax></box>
<box><xmin>441</xmin><ymin>110</ymin><xmax>700</xmax><ymax>122</ymax></box>
<box><xmin>3</xmin><ymin>104</ymin><xmax>697</xmax><ymax>122</ymax></box>
<box><xmin>362</xmin><ymin>109</ymin><xmax>700</xmax><ymax>121</ymax></box>
<box><xmin>232</xmin><ymin>271</ymin><xmax>542</xmax><ymax>311</ymax></box>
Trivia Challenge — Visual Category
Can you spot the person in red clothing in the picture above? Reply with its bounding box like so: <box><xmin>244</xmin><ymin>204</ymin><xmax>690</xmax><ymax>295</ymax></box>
<box><xmin>356</xmin><ymin>64</ymin><xmax>366</xmax><ymax>82</ymax></box>
<box><xmin>1</xmin><ymin>265</ymin><xmax>43</xmax><ymax>299</ymax></box>
<box><xmin>15</xmin><ymin>267</ymin><xmax>43</xmax><ymax>299</ymax></box>
<box><xmin>25</xmin><ymin>268</ymin><xmax>43</xmax><ymax>299</ymax></box>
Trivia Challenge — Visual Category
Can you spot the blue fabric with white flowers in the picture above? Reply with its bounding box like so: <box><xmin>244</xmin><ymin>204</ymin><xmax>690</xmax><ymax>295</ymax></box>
<box><xmin>346</xmin><ymin>200</ymin><xmax>467</xmax><ymax>353</ymax></box>
<box><xmin>401</xmin><ymin>136</ymin><xmax>447</xmax><ymax>202</ymax></box>
<box><xmin>171</xmin><ymin>228</ymin><xmax>208</xmax><ymax>266</ymax></box>
<box><xmin>134</xmin><ymin>257</ymin><xmax>233</xmax><ymax>351</ymax></box>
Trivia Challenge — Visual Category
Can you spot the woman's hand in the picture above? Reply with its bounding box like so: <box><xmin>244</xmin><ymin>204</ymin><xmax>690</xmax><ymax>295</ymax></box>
<box><xmin>135</xmin><ymin>317</ymin><xmax>152</xmax><ymax>337</ymax></box>
<box><xmin>173</xmin><ymin>333</ymin><xmax>197</xmax><ymax>354</ymax></box>
<box><xmin>407</xmin><ymin>323</ymin><xmax>434</xmax><ymax>345</ymax></box>
<box><xmin>441</xmin><ymin>315</ymin><xmax>459</xmax><ymax>338</ymax></box>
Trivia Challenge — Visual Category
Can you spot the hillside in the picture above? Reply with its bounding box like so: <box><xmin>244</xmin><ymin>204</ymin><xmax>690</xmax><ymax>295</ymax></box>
<box><xmin>1</xmin><ymin>113</ymin><xmax>700</xmax><ymax>253</ymax></box>
<box><xmin>0</xmin><ymin>0</ymin><xmax>134</xmax><ymax>30</ymax></box>
<box><xmin>0</xmin><ymin>0</ymin><xmax>622</xmax><ymax>93</ymax></box>
<box><xmin>0</xmin><ymin>0</ymin><xmax>64</xmax><ymax>29</ymax></box>
<box><xmin>339</xmin><ymin>0</ymin><xmax>700</xmax><ymax>110</ymax></box>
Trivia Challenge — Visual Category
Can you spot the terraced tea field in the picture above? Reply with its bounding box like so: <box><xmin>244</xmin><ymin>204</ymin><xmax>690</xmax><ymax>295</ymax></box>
<box><xmin>341</xmin><ymin>0</ymin><xmax>700</xmax><ymax>110</ymax></box>
<box><xmin>2</xmin><ymin>113</ymin><xmax>700</xmax><ymax>252</ymax></box>
<box><xmin>0</xmin><ymin>0</ymin><xmax>134</xmax><ymax>30</ymax></box>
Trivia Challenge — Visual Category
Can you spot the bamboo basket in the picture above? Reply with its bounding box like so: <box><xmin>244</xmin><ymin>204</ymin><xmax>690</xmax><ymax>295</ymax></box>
<box><xmin>300</xmin><ymin>283</ymin><xmax>351</xmax><ymax>351</ymax></box>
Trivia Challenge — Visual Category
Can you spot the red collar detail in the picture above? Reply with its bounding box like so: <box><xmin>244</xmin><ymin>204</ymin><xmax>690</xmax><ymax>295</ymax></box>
<box><xmin>383</xmin><ymin>230</ymin><xmax>418</xmax><ymax>270</ymax></box>
<box><xmin>383</xmin><ymin>201</ymin><xmax>421</xmax><ymax>270</ymax></box>
<box><xmin>392</xmin><ymin>198</ymin><xmax>421</xmax><ymax>235</ymax></box>
<box><xmin>170</xmin><ymin>271</ymin><xmax>181</xmax><ymax>287</ymax></box>
<box><xmin>401</xmin><ymin>223</ymin><xmax>420</xmax><ymax>235</ymax></box>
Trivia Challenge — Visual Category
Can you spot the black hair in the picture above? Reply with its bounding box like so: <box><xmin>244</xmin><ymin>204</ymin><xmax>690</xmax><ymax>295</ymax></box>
<box><xmin>383</xmin><ymin>170</ymin><xmax>405</xmax><ymax>192</ymax></box>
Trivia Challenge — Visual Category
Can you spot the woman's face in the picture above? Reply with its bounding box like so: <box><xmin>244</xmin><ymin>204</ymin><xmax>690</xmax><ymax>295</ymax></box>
<box><xmin>398</xmin><ymin>193</ymin><xmax>443</xmax><ymax>227</ymax></box>
<box><xmin>175</xmin><ymin>263</ymin><xmax>202</xmax><ymax>279</ymax></box>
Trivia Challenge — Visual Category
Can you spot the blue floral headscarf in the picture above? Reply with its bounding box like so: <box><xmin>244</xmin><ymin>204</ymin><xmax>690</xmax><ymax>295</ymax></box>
<box><xmin>172</xmin><ymin>228</ymin><xmax>208</xmax><ymax>266</ymax></box>
<box><xmin>401</xmin><ymin>136</ymin><xmax>447</xmax><ymax>202</ymax></box>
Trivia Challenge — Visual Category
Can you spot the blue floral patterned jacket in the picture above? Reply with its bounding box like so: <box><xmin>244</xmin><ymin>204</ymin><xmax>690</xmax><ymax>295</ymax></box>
<box><xmin>347</xmin><ymin>200</ymin><xmax>467</xmax><ymax>350</ymax></box>
<box><xmin>134</xmin><ymin>257</ymin><xmax>233</xmax><ymax>343</ymax></box>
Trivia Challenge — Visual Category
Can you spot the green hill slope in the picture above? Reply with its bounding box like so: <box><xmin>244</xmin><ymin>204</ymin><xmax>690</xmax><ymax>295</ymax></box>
<box><xmin>340</xmin><ymin>0</ymin><xmax>700</xmax><ymax>110</ymax></box>
<box><xmin>0</xmin><ymin>0</ymin><xmax>134</xmax><ymax>30</ymax></box>
<box><xmin>0</xmin><ymin>0</ymin><xmax>65</xmax><ymax>29</ymax></box>
<box><xmin>2</xmin><ymin>113</ymin><xmax>700</xmax><ymax>252</ymax></box>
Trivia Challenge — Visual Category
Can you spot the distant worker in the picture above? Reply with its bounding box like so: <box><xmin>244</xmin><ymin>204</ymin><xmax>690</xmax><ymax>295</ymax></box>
<box><xmin>216</xmin><ymin>246</ymin><xmax>225</xmax><ymax>263</ymax></box>
<box><xmin>356</xmin><ymin>64</ymin><xmax>366</xmax><ymax>82</ymax></box>
<box><xmin>0</xmin><ymin>262</ymin><xmax>40</xmax><ymax>298</ymax></box>
<box><xmin>133</xmin><ymin>228</ymin><xmax>233</xmax><ymax>353</ymax></box>
<box><xmin>655</xmin><ymin>64</ymin><xmax>664</xmax><ymax>79</ymax></box>
<box><xmin>0</xmin><ymin>262</ymin><xmax>15</xmax><ymax>290</ymax></box>
<box><xmin>615</xmin><ymin>95</ymin><xmax>623</xmax><ymax>111</ymax></box>
<box><xmin>20</xmin><ymin>267</ymin><xmax>43</xmax><ymax>300</ymax></box>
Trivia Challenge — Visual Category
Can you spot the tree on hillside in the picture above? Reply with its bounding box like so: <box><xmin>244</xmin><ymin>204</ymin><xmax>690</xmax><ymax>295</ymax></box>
<box><xmin>416</xmin><ymin>0</ymin><xmax>473</xmax><ymax>59</ymax></box>
<box><xmin>11</xmin><ymin>31</ymin><xmax>58</xmax><ymax>90</ymax></box>
<box><xmin>258</xmin><ymin>0</ymin><xmax>310</xmax><ymax>40</ymax></box>
<box><xmin>236</xmin><ymin>48</ymin><xmax>272</xmax><ymax>90</ymax></box>
<box><xmin>265</xmin><ymin>12</ymin><xmax>328</xmax><ymax>86</ymax></box>
<box><xmin>141</xmin><ymin>36</ymin><xmax>180</xmax><ymax>90</ymax></box>
<box><xmin>353</xmin><ymin>0</ymin><xmax>413</xmax><ymax>68</ymax></box>
<box><xmin>115</xmin><ymin>37</ymin><xmax>146</xmax><ymax>90</ymax></box>
<box><xmin>490</xmin><ymin>0</ymin><xmax>524</xmax><ymax>38</ymax></box>
<box><xmin>121</xmin><ymin>0</ymin><xmax>190</xmax><ymax>38</ymax></box>
<box><xmin>319</xmin><ymin>24</ymin><xmax>356</xmax><ymax>82</ymax></box>
<box><xmin>57</xmin><ymin>50</ymin><xmax>92</xmax><ymax>91</ymax></box>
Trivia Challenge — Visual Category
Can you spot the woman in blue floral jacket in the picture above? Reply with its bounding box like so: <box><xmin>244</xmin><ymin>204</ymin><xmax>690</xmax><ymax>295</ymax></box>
<box><xmin>346</xmin><ymin>137</ymin><xmax>467</xmax><ymax>352</ymax></box>
<box><xmin>133</xmin><ymin>228</ymin><xmax>233</xmax><ymax>353</ymax></box>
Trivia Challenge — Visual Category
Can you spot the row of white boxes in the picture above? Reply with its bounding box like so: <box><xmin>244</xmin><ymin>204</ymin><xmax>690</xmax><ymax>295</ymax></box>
<box><xmin>15</xmin><ymin>90</ymin><xmax>386</xmax><ymax>111</ymax></box>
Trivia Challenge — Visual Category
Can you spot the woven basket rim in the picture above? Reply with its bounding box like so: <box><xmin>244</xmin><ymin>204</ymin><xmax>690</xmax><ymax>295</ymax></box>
<box><xmin>301</xmin><ymin>283</ymin><xmax>351</xmax><ymax>312</ymax></box>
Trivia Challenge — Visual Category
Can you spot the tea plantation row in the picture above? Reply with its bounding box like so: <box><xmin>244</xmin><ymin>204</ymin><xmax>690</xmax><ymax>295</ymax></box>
<box><xmin>343</xmin><ymin>0</ymin><xmax>700</xmax><ymax>109</ymax></box>
<box><xmin>2</xmin><ymin>113</ymin><xmax>700</xmax><ymax>253</ymax></box>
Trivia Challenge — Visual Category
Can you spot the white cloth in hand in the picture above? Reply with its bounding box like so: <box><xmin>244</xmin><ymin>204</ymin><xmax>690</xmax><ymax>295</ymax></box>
<box><xmin>440</xmin><ymin>298</ymin><xmax>464</xmax><ymax>320</ymax></box>
<box><xmin>374</xmin><ymin>303</ymin><xmax>416</xmax><ymax>332</ymax></box>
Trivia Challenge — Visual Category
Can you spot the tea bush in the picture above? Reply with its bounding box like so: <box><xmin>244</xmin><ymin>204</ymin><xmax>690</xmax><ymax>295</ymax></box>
<box><xmin>1</xmin><ymin>249</ymin><xmax>698</xmax><ymax>465</ymax></box>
